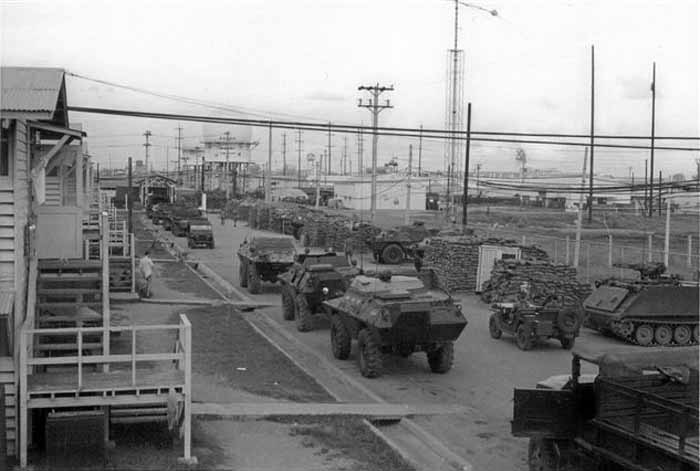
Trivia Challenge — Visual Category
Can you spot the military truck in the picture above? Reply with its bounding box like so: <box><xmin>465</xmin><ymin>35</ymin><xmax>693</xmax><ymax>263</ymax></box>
<box><xmin>172</xmin><ymin>208</ymin><xmax>203</xmax><ymax>237</ymax></box>
<box><xmin>238</xmin><ymin>234</ymin><xmax>296</xmax><ymax>294</ymax></box>
<box><xmin>278</xmin><ymin>250</ymin><xmax>360</xmax><ymax>332</ymax></box>
<box><xmin>372</xmin><ymin>221</ymin><xmax>440</xmax><ymax>264</ymax></box>
<box><xmin>512</xmin><ymin>346</ymin><xmax>699</xmax><ymax>471</ymax></box>
<box><xmin>583</xmin><ymin>263</ymin><xmax>699</xmax><ymax>347</ymax></box>
<box><xmin>322</xmin><ymin>271</ymin><xmax>467</xmax><ymax>378</ymax></box>
<box><xmin>186</xmin><ymin>219</ymin><xmax>214</xmax><ymax>249</ymax></box>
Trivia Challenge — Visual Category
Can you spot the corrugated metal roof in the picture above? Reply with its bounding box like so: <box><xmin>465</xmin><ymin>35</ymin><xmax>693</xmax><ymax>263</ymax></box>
<box><xmin>0</xmin><ymin>292</ymin><xmax>14</xmax><ymax>316</ymax></box>
<box><xmin>1</xmin><ymin>67</ymin><xmax>64</xmax><ymax>112</ymax></box>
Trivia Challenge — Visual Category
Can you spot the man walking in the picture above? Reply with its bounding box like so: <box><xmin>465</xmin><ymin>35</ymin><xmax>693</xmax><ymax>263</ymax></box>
<box><xmin>139</xmin><ymin>251</ymin><xmax>155</xmax><ymax>298</ymax></box>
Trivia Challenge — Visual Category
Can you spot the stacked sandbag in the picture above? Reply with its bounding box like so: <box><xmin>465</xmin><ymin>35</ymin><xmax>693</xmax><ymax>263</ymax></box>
<box><xmin>422</xmin><ymin>235</ymin><xmax>551</xmax><ymax>293</ymax></box>
<box><xmin>480</xmin><ymin>259</ymin><xmax>592</xmax><ymax>306</ymax></box>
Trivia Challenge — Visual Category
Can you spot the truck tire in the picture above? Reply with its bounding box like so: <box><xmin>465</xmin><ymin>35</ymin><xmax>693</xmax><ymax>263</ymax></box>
<box><xmin>248</xmin><ymin>263</ymin><xmax>262</xmax><ymax>294</ymax></box>
<box><xmin>381</xmin><ymin>244</ymin><xmax>404</xmax><ymax>265</ymax></box>
<box><xmin>281</xmin><ymin>287</ymin><xmax>295</xmax><ymax>321</ymax></box>
<box><xmin>295</xmin><ymin>294</ymin><xmax>313</xmax><ymax>332</ymax></box>
<box><xmin>516</xmin><ymin>324</ymin><xmax>534</xmax><ymax>351</ymax></box>
<box><xmin>489</xmin><ymin>314</ymin><xmax>502</xmax><ymax>339</ymax></box>
<box><xmin>427</xmin><ymin>342</ymin><xmax>454</xmax><ymax>374</ymax></box>
<box><xmin>330</xmin><ymin>315</ymin><xmax>351</xmax><ymax>360</ymax></box>
<box><xmin>556</xmin><ymin>307</ymin><xmax>581</xmax><ymax>335</ymax></box>
<box><xmin>239</xmin><ymin>260</ymin><xmax>248</xmax><ymax>288</ymax></box>
<box><xmin>357</xmin><ymin>328</ymin><xmax>382</xmax><ymax>378</ymax></box>
<box><xmin>528</xmin><ymin>438</ymin><xmax>556</xmax><ymax>471</ymax></box>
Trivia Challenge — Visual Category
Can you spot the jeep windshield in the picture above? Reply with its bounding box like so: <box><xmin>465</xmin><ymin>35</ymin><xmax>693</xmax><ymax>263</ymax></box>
<box><xmin>190</xmin><ymin>225</ymin><xmax>211</xmax><ymax>232</ymax></box>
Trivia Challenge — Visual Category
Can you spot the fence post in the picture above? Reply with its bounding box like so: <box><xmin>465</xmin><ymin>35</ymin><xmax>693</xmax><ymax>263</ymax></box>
<box><xmin>608</xmin><ymin>234</ymin><xmax>613</xmax><ymax>267</ymax></box>
<box><xmin>586</xmin><ymin>242</ymin><xmax>591</xmax><ymax>283</ymax></box>
<box><xmin>688</xmin><ymin>235</ymin><xmax>693</xmax><ymax>268</ymax></box>
<box><xmin>648</xmin><ymin>234</ymin><xmax>653</xmax><ymax>262</ymax></box>
<box><xmin>565</xmin><ymin>236</ymin><xmax>570</xmax><ymax>265</ymax></box>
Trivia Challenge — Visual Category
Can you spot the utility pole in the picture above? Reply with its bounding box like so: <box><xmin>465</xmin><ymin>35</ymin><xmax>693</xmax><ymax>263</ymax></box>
<box><xmin>200</xmin><ymin>155</ymin><xmax>205</xmax><ymax>194</ymax></box>
<box><xmin>342</xmin><ymin>136</ymin><xmax>348</xmax><ymax>176</ymax></box>
<box><xmin>356</xmin><ymin>127</ymin><xmax>364</xmax><ymax>177</ymax></box>
<box><xmin>327</xmin><ymin>122</ymin><xmax>333</xmax><ymax>176</ymax></box>
<box><xmin>658</xmin><ymin>170</ymin><xmax>662</xmax><ymax>216</ymax></box>
<box><xmin>358</xmin><ymin>83</ymin><xmax>394</xmax><ymax>222</ymax></box>
<box><xmin>404</xmin><ymin>144</ymin><xmax>413</xmax><ymax>225</ymax></box>
<box><xmin>649</xmin><ymin>62</ymin><xmax>656</xmax><ymax>217</ymax></box>
<box><xmin>224</xmin><ymin>131</ymin><xmax>231</xmax><ymax>200</ymax></box>
<box><xmin>418</xmin><ymin>124</ymin><xmax>423</xmax><ymax>176</ymax></box>
<box><xmin>143</xmin><ymin>130</ymin><xmax>151</xmax><ymax>206</ymax></box>
<box><xmin>314</xmin><ymin>156</ymin><xmax>321</xmax><ymax>209</ymax></box>
<box><xmin>282</xmin><ymin>133</ymin><xmax>287</xmax><ymax>177</ymax></box>
<box><xmin>176</xmin><ymin>125</ymin><xmax>183</xmax><ymax>185</ymax></box>
<box><xmin>588</xmin><ymin>45</ymin><xmax>595</xmax><ymax>223</ymax></box>
<box><xmin>574</xmin><ymin>147</ymin><xmax>589</xmax><ymax>268</ymax></box>
<box><xmin>462</xmin><ymin>103</ymin><xmax>472</xmax><ymax>228</ymax></box>
<box><xmin>266</xmin><ymin>122</ymin><xmax>272</xmax><ymax>203</ymax></box>
<box><xmin>644</xmin><ymin>159</ymin><xmax>648</xmax><ymax>213</ymax></box>
<box><xmin>296</xmin><ymin>129</ymin><xmax>303</xmax><ymax>187</ymax></box>
<box><xmin>476</xmin><ymin>163</ymin><xmax>481</xmax><ymax>195</ymax></box>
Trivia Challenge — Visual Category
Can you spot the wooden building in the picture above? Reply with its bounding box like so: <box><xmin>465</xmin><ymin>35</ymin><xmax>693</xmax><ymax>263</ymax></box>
<box><xmin>1</xmin><ymin>67</ymin><xmax>193</xmax><ymax>467</ymax></box>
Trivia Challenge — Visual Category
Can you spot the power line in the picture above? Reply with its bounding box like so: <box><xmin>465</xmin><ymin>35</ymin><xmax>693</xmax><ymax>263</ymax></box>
<box><xmin>68</xmin><ymin>106</ymin><xmax>700</xmax><ymax>152</ymax></box>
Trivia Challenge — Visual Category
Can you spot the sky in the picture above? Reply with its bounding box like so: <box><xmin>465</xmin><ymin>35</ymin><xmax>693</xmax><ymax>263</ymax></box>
<box><xmin>1</xmin><ymin>0</ymin><xmax>698</xmax><ymax>178</ymax></box>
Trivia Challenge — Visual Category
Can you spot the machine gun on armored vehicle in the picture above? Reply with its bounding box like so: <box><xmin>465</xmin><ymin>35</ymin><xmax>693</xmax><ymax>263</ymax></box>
<box><xmin>278</xmin><ymin>249</ymin><xmax>360</xmax><ymax>332</ymax></box>
<box><xmin>583</xmin><ymin>263</ymin><xmax>699</xmax><ymax>347</ymax></box>
<box><xmin>322</xmin><ymin>271</ymin><xmax>467</xmax><ymax>378</ymax></box>
<box><xmin>237</xmin><ymin>233</ymin><xmax>296</xmax><ymax>294</ymax></box>
<box><xmin>512</xmin><ymin>346</ymin><xmax>699</xmax><ymax>471</ymax></box>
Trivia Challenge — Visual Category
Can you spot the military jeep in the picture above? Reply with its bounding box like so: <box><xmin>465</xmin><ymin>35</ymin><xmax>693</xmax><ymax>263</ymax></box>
<box><xmin>187</xmin><ymin>219</ymin><xmax>214</xmax><ymax>249</ymax></box>
<box><xmin>278</xmin><ymin>250</ymin><xmax>360</xmax><ymax>332</ymax></box>
<box><xmin>323</xmin><ymin>272</ymin><xmax>467</xmax><ymax>378</ymax></box>
<box><xmin>238</xmin><ymin>234</ymin><xmax>296</xmax><ymax>294</ymax></box>
<box><xmin>371</xmin><ymin>221</ymin><xmax>440</xmax><ymax>265</ymax></box>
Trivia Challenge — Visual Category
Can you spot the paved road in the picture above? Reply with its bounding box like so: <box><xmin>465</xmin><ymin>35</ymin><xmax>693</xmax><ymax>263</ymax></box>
<box><xmin>180</xmin><ymin>216</ymin><xmax>634</xmax><ymax>471</ymax></box>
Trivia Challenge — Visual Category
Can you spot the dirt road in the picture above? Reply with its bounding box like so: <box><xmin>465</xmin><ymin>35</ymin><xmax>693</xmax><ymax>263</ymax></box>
<box><xmin>180</xmin><ymin>216</ymin><xmax>632</xmax><ymax>470</ymax></box>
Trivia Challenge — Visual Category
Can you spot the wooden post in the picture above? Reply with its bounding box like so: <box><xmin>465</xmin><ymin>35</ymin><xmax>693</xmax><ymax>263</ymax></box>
<box><xmin>608</xmin><ymin>234</ymin><xmax>613</xmax><ymax>267</ymax></box>
<box><xmin>688</xmin><ymin>235</ymin><xmax>693</xmax><ymax>268</ymax></box>
<box><xmin>648</xmin><ymin>234</ymin><xmax>653</xmax><ymax>262</ymax></box>
<box><xmin>565</xmin><ymin>236</ymin><xmax>570</xmax><ymax>265</ymax></box>
<box><xmin>130</xmin><ymin>233</ymin><xmax>136</xmax><ymax>293</ymax></box>
<box><xmin>19</xmin><ymin>328</ymin><xmax>28</xmax><ymax>467</ymax></box>
<box><xmin>586</xmin><ymin>243</ymin><xmax>591</xmax><ymax>283</ymax></box>
<box><xmin>101</xmin><ymin>213</ymin><xmax>110</xmax><ymax>373</ymax></box>
<box><xmin>77</xmin><ymin>328</ymin><xmax>83</xmax><ymax>389</ymax></box>
<box><xmin>183</xmin><ymin>315</ymin><xmax>192</xmax><ymax>461</ymax></box>
<box><xmin>664</xmin><ymin>198</ymin><xmax>670</xmax><ymax>267</ymax></box>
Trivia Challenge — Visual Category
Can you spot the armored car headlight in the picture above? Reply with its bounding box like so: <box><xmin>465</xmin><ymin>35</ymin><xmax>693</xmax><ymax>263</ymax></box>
<box><xmin>322</xmin><ymin>287</ymin><xmax>329</xmax><ymax>295</ymax></box>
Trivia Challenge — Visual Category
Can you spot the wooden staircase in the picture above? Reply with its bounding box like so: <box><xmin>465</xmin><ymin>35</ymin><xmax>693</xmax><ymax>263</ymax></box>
<box><xmin>0</xmin><ymin>357</ymin><xmax>15</xmax><ymax>460</ymax></box>
<box><xmin>36</xmin><ymin>260</ymin><xmax>104</xmax><ymax>359</ymax></box>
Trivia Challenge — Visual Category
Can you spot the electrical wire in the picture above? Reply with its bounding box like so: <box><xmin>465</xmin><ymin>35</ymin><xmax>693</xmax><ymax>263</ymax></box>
<box><xmin>68</xmin><ymin>106</ymin><xmax>700</xmax><ymax>153</ymax></box>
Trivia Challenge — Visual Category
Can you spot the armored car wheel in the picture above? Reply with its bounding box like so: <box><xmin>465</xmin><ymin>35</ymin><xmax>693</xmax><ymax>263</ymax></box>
<box><xmin>239</xmin><ymin>261</ymin><xmax>248</xmax><ymax>287</ymax></box>
<box><xmin>357</xmin><ymin>328</ymin><xmax>382</xmax><ymax>378</ymax></box>
<box><xmin>330</xmin><ymin>316</ymin><xmax>351</xmax><ymax>360</ymax></box>
<box><xmin>295</xmin><ymin>294</ymin><xmax>314</xmax><ymax>332</ymax></box>
<box><xmin>673</xmin><ymin>325</ymin><xmax>692</xmax><ymax>345</ymax></box>
<box><xmin>281</xmin><ymin>287</ymin><xmax>295</xmax><ymax>321</ymax></box>
<box><xmin>516</xmin><ymin>324</ymin><xmax>534</xmax><ymax>351</ymax></box>
<box><xmin>427</xmin><ymin>342</ymin><xmax>454</xmax><ymax>374</ymax></box>
<box><xmin>489</xmin><ymin>314</ymin><xmax>503</xmax><ymax>339</ymax></box>
<box><xmin>248</xmin><ymin>264</ymin><xmax>262</xmax><ymax>294</ymax></box>
<box><xmin>381</xmin><ymin>244</ymin><xmax>404</xmax><ymax>265</ymax></box>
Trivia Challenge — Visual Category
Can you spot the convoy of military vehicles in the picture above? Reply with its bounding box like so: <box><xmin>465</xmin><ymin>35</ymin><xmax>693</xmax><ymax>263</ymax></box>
<box><xmin>145</xmin><ymin>197</ymin><xmax>700</xmax><ymax>470</ymax></box>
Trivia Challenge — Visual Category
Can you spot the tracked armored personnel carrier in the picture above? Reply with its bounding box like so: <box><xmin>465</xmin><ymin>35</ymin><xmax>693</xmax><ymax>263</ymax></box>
<box><xmin>583</xmin><ymin>263</ymin><xmax>699</xmax><ymax>347</ymax></box>
<box><xmin>237</xmin><ymin>233</ymin><xmax>296</xmax><ymax>294</ymax></box>
<box><xmin>512</xmin><ymin>346</ymin><xmax>699</xmax><ymax>471</ymax></box>
<box><xmin>323</xmin><ymin>271</ymin><xmax>467</xmax><ymax>378</ymax></box>
<box><xmin>278</xmin><ymin>250</ymin><xmax>359</xmax><ymax>332</ymax></box>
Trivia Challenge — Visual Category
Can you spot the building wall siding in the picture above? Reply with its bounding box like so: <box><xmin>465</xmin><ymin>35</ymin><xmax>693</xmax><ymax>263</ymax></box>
<box><xmin>13</xmin><ymin>120</ymin><xmax>29</xmax><ymax>344</ymax></box>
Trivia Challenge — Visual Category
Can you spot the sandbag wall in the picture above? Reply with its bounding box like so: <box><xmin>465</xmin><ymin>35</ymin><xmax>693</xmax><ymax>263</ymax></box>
<box><xmin>480</xmin><ymin>259</ymin><xmax>592</xmax><ymax>306</ymax></box>
<box><xmin>423</xmin><ymin>236</ymin><xmax>550</xmax><ymax>293</ymax></box>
